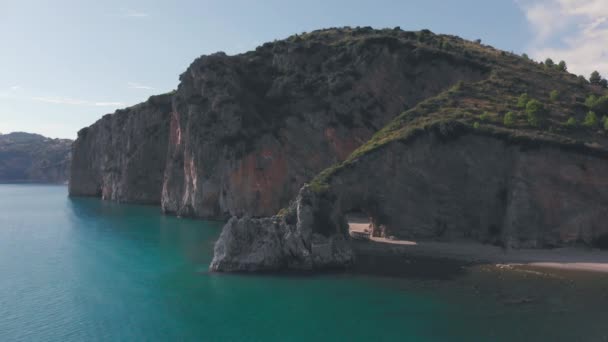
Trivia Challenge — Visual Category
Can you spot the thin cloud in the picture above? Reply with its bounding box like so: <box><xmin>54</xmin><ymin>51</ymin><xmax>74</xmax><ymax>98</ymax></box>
<box><xmin>31</xmin><ymin>96</ymin><xmax>124</xmax><ymax>107</ymax></box>
<box><xmin>10</xmin><ymin>85</ymin><xmax>21</xmax><ymax>91</ymax></box>
<box><xmin>128</xmin><ymin>82</ymin><xmax>154</xmax><ymax>90</ymax></box>
<box><xmin>517</xmin><ymin>0</ymin><xmax>608</xmax><ymax>77</ymax></box>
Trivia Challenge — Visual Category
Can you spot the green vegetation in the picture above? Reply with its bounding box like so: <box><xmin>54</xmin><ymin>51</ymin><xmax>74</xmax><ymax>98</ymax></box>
<box><xmin>300</xmin><ymin>29</ymin><xmax>608</xmax><ymax>195</ymax></box>
<box><xmin>585</xmin><ymin>95</ymin><xmax>608</xmax><ymax>116</ymax></box>
<box><xmin>590</xmin><ymin>71</ymin><xmax>602</xmax><ymax>85</ymax></box>
<box><xmin>521</xmin><ymin>53</ymin><xmax>529</xmax><ymax>60</ymax></box>
<box><xmin>550</xmin><ymin>90</ymin><xmax>559</xmax><ymax>101</ymax></box>
<box><xmin>525</xmin><ymin>99</ymin><xmax>545</xmax><ymax>127</ymax></box>
<box><xmin>544</xmin><ymin>58</ymin><xmax>555</xmax><ymax>68</ymax></box>
<box><xmin>517</xmin><ymin>93</ymin><xmax>529</xmax><ymax>108</ymax></box>
<box><xmin>565</xmin><ymin>117</ymin><xmax>577</xmax><ymax>127</ymax></box>
<box><xmin>583</xmin><ymin>111</ymin><xmax>598</xmax><ymax>127</ymax></box>
<box><xmin>478</xmin><ymin>112</ymin><xmax>490</xmax><ymax>122</ymax></box>
<box><xmin>503</xmin><ymin>112</ymin><xmax>515</xmax><ymax>126</ymax></box>
<box><xmin>604</xmin><ymin>116</ymin><xmax>608</xmax><ymax>130</ymax></box>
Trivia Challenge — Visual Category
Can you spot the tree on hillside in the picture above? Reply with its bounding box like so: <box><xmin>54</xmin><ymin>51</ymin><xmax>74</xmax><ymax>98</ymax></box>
<box><xmin>557</xmin><ymin>60</ymin><xmax>567</xmax><ymax>71</ymax></box>
<box><xmin>526</xmin><ymin>99</ymin><xmax>546</xmax><ymax>126</ymax></box>
<box><xmin>522</xmin><ymin>53</ymin><xmax>530</xmax><ymax>60</ymax></box>
<box><xmin>590</xmin><ymin>71</ymin><xmax>602</xmax><ymax>85</ymax></box>
<box><xmin>600</xmin><ymin>79</ymin><xmax>608</xmax><ymax>89</ymax></box>
<box><xmin>545</xmin><ymin>58</ymin><xmax>555</xmax><ymax>68</ymax></box>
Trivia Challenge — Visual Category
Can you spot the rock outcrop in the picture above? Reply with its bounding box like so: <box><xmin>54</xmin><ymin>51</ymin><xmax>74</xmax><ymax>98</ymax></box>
<box><xmin>161</xmin><ymin>29</ymin><xmax>488</xmax><ymax>218</ymax></box>
<box><xmin>210</xmin><ymin>185</ymin><xmax>354</xmax><ymax>272</ymax></box>
<box><xmin>69</xmin><ymin>93</ymin><xmax>172</xmax><ymax>204</ymax></box>
<box><xmin>0</xmin><ymin>132</ymin><xmax>72</xmax><ymax>183</ymax></box>
<box><xmin>210</xmin><ymin>123</ymin><xmax>608</xmax><ymax>271</ymax></box>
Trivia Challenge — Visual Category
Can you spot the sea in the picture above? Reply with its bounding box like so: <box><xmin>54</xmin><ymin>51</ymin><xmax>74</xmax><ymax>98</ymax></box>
<box><xmin>1</xmin><ymin>184</ymin><xmax>607</xmax><ymax>341</ymax></box>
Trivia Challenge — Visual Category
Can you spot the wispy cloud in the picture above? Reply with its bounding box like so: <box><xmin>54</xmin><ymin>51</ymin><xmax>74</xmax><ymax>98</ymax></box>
<box><xmin>31</xmin><ymin>96</ymin><xmax>124</xmax><ymax>107</ymax></box>
<box><xmin>10</xmin><ymin>85</ymin><xmax>21</xmax><ymax>91</ymax></box>
<box><xmin>120</xmin><ymin>8</ymin><xmax>149</xmax><ymax>18</ymax></box>
<box><xmin>127</xmin><ymin>82</ymin><xmax>154</xmax><ymax>90</ymax></box>
<box><xmin>517</xmin><ymin>0</ymin><xmax>608</xmax><ymax>77</ymax></box>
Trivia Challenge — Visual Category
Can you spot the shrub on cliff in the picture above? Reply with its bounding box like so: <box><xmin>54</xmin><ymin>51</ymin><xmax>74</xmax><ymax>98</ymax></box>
<box><xmin>544</xmin><ymin>58</ymin><xmax>555</xmax><ymax>68</ymax></box>
<box><xmin>583</xmin><ymin>111</ymin><xmax>598</xmax><ymax>127</ymax></box>
<box><xmin>565</xmin><ymin>117</ymin><xmax>577</xmax><ymax>127</ymax></box>
<box><xmin>526</xmin><ymin>99</ymin><xmax>545</xmax><ymax>126</ymax></box>
<box><xmin>517</xmin><ymin>93</ymin><xmax>529</xmax><ymax>108</ymax></box>
<box><xmin>557</xmin><ymin>60</ymin><xmax>567</xmax><ymax>72</ymax></box>
<box><xmin>478</xmin><ymin>112</ymin><xmax>490</xmax><ymax>122</ymax></box>
<box><xmin>550</xmin><ymin>90</ymin><xmax>559</xmax><ymax>101</ymax></box>
<box><xmin>604</xmin><ymin>116</ymin><xmax>608</xmax><ymax>130</ymax></box>
<box><xmin>585</xmin><ymin>95</ymin><xmax>608</xmax><ymax>116</ymax></box>
<box><xmin>503</xmin><ymin>111</ymin><xmax>515</xmax><ymax>126</ymax></box>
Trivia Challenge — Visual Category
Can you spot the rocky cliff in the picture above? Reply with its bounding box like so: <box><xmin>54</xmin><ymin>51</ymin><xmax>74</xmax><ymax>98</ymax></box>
<box><xmin>69</xmin><ymin>93</ymin><xmax>172</xmax><ymax>203</ymax></box>
<box><xmin>210</xmin><ymin>29</ymin><xmax>608</xmax><ymax>271</ymax></box>
<box><xmin>0</xmin><ymin>132</ymin><xmax>72</xmax><ymax>183</ymax></box>
<box><xmin>70</xmin><ymin>27</ymin><xmax>490</xmax><ymax>217</ymax></box>
<box><xmin>161</xmin><ymin>28</ymin><xmax>491</xmax><ymax>218</ymax></box>
<box><xmin>210</xmin><ymin>123</ymin><xmax>608</xmax><ymax>272</ymax></box>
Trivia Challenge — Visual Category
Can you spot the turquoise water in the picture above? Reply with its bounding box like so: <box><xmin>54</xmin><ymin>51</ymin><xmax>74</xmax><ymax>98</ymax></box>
<box><xmin>1</xmin><ymin>185</ymin><xmax>607</xmax><ymax>341</ymax></box>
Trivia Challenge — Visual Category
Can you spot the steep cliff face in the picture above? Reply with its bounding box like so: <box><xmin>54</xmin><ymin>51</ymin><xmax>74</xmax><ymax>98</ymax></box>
<box><xmin>69</xmin><ymin>94</ymin><xmax>172</xmax><ymax>204</ymax></box>
<box><xmin>210</xmin><ymin>124</ymin><xmax>608</xmax><ymax>272</ymax></box>
<box><xmin>161</xmin><ymin>28</ymin><xmax>489</xmax><ymax>218</ymax></box>
<box><xmin>0</xmin><ymin>132</ymin><xmax>72</xmax><ymax>183</ymax></box>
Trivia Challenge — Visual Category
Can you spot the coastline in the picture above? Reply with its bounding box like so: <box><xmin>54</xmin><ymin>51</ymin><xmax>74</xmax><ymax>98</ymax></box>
<box><xmin>351</xmin><ymin>237</ymin><xmax>608</xmax><ymax>274</ymax></box>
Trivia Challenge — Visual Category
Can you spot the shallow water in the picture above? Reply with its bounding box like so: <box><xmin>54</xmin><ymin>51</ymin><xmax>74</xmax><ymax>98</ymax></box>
<box><xmin>0</xmin><ymin>184</ymin><xmax>607</xmax><ymax>341</ymax></box>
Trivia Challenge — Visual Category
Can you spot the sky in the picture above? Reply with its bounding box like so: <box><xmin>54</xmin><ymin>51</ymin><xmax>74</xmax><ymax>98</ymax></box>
<box><xmin>1</xmin><ymin>0</ymin><xmax>607</xmax><ymax>139</ymax></box>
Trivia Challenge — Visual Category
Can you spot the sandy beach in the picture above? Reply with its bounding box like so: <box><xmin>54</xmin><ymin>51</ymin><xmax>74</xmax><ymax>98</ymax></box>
<box><xmin>348</xmin><ymin>218</ymin><xmax>608</xmax><ymax>274</ymax></box>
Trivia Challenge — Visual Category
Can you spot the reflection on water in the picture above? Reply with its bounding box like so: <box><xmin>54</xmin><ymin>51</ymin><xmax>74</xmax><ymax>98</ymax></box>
<box><xmin>1</xmin><ymin>185</ymin><xmax>607</xmax><ymax>342</ymax></box>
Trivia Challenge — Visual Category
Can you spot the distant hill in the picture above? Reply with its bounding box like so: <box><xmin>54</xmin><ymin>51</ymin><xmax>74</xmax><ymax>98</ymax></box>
<box><xmin>0</xmin><ymin>132</ymin><xmax>72</xmax><ymax>183</ymax></box>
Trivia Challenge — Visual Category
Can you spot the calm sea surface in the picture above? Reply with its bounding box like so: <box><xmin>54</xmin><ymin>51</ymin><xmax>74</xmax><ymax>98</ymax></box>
<box><xmin>1</xmin><ymin>184</ymin><xmax>607</xmax><ymax>341</ymax></box>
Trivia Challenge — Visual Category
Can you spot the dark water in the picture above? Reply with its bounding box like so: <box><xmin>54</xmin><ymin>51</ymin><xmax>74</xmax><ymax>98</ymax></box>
<box><xmin>1</xmin><ymin>185</ymin><xmax>607</xmax><ymax>341</ymax></box>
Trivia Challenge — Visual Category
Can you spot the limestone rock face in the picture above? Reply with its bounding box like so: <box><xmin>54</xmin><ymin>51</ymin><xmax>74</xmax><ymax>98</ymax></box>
<box><xmin>69</xmin><ymin>94</ymin><xmax>172</xmax><ymax>204</ymax></box>
<box><xmin>211</xmin><ymin>125</ymin><xmax>608</xmax><ymax>272</ymax></box>
<box><xmin>160</xmin><ymin>31</ymin><xmax>487</xmax><ymax>219</ymax></box>
<box><xmin>0</xmin><ymin>132</ymin><xmax>72</xmax><ymax>183</ymax></box>
<box><xmin>209</xmin><ymin>185</ymin><xmax>354</xmax><ymax>272</ymax></box>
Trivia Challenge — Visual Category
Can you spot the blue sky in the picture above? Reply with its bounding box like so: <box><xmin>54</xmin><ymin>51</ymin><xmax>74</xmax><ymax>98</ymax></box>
<box><xmin>1</xmin><ymin>0</ymin><xmax>606</xmax><ymax>139</ymax></box>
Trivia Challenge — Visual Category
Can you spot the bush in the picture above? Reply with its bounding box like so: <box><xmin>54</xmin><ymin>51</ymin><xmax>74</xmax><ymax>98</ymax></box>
<box><xmin>550</xmin><ymin>90</ymin><xmax>559</xmax><ymax>101</ymax></box>
<box><xmin>586</xmin><ymin>95</ymin><xmax>608</xmax><ymax>115</ymax></box>
<box><xmin>557</xmin><ymin>60</ymin><xmax>567</xmax><ymax>71</ymax></box>
<box><xmin>604</xmin><ymin>117</ymin><xmax>608</xmax><ymax>130</ymax></box>
<box><xmin>473</xmin><ymin>122</ymin><xmax>480</xmax><ymax>129</ymax></box>
<box><xmin>565</xmin><ymin>117</ymin><xmax>577</xmax><ymax>127</ymax></box>
<box><xmin>585</xmin><ymin>95</ymin><xmax>598</xmax><ymax>108</ymax></box>
<box><xmin>526</xmin><ymin>99</ymin><xmax>545</xmax><ymax>126</ymax></box>
<box><xmin>583</xmin><ymin>111</ymin><xmax>598</xmax><ymax>127</ymax></box>
<box><xmin>522</xmin><ymin>53</ymin><xmax>529</xmax><ymax>60</ymax></box>
<box><xmin>503</xmin><ymin>112</ymin><xmax>515</xmax><ymax>126</ymax></box>
<box><xmin>479</xmin><ymin>112</ymin><xmax>490</xmax><ymax>121</ymax></box>
<box><xmin>545</xmin><ymin>58</ymin><xmax>555</xmax><ymax>67</ymax></box>
<box><xmin>517</xmin><ymin>93</ymin><xmax>529</xmax><ymax>108</ymax></box>
<box><xmin>601</xmin><ymin>79</ymin><xmax>608</xmax><ymax>88</ymax></box>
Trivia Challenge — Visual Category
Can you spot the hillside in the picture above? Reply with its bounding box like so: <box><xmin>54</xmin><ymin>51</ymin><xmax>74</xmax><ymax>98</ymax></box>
<box><xmin>208</xmin><ymin>28</ymin><xmax>608</xmax><ymax>272</ymax></box>
<box><xmin>0</xmin><ymin>132</ymin><xmax>72</xmax><ymax>183</ymax></box>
